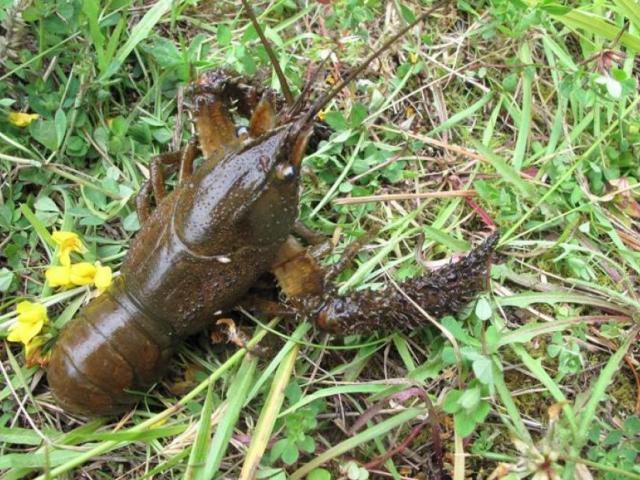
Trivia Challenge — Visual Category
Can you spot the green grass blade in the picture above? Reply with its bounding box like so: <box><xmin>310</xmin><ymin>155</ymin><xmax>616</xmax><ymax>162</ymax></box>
<box><xmin>289</xmin><ymin>407</ymin><xmax>423</xmax><ymax>479</ymax></box>
<box><xmin>196</xmin><ymin>355</ymin><xmax>258</xmax><ymax>480</ymax></box>
<box><xmin>76</xmin><ymin>425</ymin><xmax>186</xmax><ymax>442</ymax></box>
<box><xmin>500</xmin><ymin>95</ymin><xmax>640</xmax><ymax>244</ymax></box>
<box><xmin>103</xmin><ymin>13</ymin><xmax>127</xmax><ymax>69</ymax></box>
<box><xmin>19</xmin><ymin>204</ymin><xmax>55</xmax><ymax>253</ymax></box>
<box><xmin>482</xmin><ymin>96</ymin><xmax>503</xmax><ymax>146</ymax></box>
<box><xmin>240</xmin><ymin>337</ymin><xmax>300</xmax><ymax>479</ymax></box>
<box><xmin>498</xmin><ymin>317</ymin><xmax>613</xmax><ymax>347</ymax></box>
<box><xmin>512</xmin><ymin>43</ymin><xmax>532</xmax><ymax>170</ymax></box>
<box><xmin>185</xmin><ymin>382</ymin><xmax>217</xmax><ymax>479</ymax></box>
<box><xmin>613</xmin><ymin>0</ymin><xmax>640</xmax><ymax>29</ymax></box>
<box><xmin>429</xmin><ymin>92</ymin><xmax>493</xmax><ymax>137</ymax></box>
<box><xmin>552</xmin><ymin>9</ymin><xmax>640</xmax><ymax>52</ymax></box>
<box><xmin>100</xmin><ymin>0</ymin><xmax>173</xmax><ymax>81</ymax></box>
<box><xmin>472</xmin><ymin>141</ymin><xmax>538</xmax><ymax>201</ymax></box>
<box><xmin>81</xmin><ymin>0</ymin><xmax>105</xmax><ymax>70</ymax></box>
<box><xmin>492</xmin><ymin>357</ymin><xmax>532</xmax><ymax>443</ymax></box>
<box><xmin>576</xmin><ymin>326</ymin><xmax>639</xmax><ymax>441</ymax></box>
<box><xmin>496</xmin><ymin>291</ymin><xmax>629</xmax><ymax>312</ymax></box>
<box><xmin>246</xmin><ymin>322</ymin><xmax>311</xmax><ymax>403</ymax></box>
<box><xmin>279</xmin><ymin>384</ymin><xmax>389</xmax><ymax>418</ymax></box>
<box><xmin>392</xmin><ymin>333</ymin><xmax>416</xmax><ymax>371</ymax></box>
<box><xmin>511</xmin><ymin>344</ymin><xmax>578</xmax><ymax>435</ymax></box>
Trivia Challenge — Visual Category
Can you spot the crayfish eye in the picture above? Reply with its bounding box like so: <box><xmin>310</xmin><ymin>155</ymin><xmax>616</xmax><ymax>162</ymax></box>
<box><xmin>276</xmin><ymin>164</ymin><xmax>296</xmax><ymax>181</ymax></box>
<box><xmin>236</xmin><ymin>126</ymin><xmax>249</xmax><ymax>139</ymax></box>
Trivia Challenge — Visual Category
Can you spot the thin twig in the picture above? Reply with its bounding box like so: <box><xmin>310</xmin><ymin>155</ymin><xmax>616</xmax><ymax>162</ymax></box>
<box><xmin>335</xmin><ymin>189</ymin><xmax>476</xmax><ymax>205</ymax></box>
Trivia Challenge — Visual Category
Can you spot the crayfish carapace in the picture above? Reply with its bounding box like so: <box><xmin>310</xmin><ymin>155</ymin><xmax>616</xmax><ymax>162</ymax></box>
<box><xmin>47</xmin><ymin>1</ymin><xmax>497</xmax><ymax>416</ymax></box>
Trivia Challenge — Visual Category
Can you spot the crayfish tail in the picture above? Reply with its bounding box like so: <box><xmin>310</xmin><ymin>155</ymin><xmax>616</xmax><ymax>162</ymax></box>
<box><xmin>316</xmin><ymin>232</ymin><xmax>499</xmax><ymax>336</ymax></box>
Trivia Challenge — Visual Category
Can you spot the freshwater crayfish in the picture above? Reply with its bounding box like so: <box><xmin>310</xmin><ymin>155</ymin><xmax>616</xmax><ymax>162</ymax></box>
<box><xmin>47</xmin><ymin>1</ymin><xmax>498</xmax><ymax>416</ymax></box>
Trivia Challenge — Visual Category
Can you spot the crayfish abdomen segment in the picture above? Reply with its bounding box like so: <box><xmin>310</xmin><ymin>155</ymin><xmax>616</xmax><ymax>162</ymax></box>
<box><xmin>48</xmin><ymin>277</ymin><xmax>175</xmax><ymax>416</ymax></box>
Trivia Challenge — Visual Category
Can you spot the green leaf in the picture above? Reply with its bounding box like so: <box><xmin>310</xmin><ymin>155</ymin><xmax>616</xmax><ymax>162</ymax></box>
<box><xmin>471</xmin><ymin>400</ymin><xmax>491</xmax><ymax>423</ymax></box>
<box><xmin>458</xmin><ymin>386</ymin><xmax>481</xmax><ymax>411</ymax></box>
<box><xmin>623</xmin><ymin>416</ymin><xmax>640</xmax><ymax>435</ymax></box>
<box><xmin>324</xmin><ymin>111</ymin><xmax>347</xmax><ymax>131</ymax></box>
<box><xmin>453</xmin><ymin>411</ymin><xmax>477</xmax><ymax>438</ymax></box>
<box><xmin>145</xmin><ymin>37</ymin><xmax>182</xmax><ymax>68</ymax></box>
<box><xmin>217</xmin><ymin>24</ymin><xmax>231</xmax><ymax>46</ymax></box>
<box><xmin>347</xmin><ymin>462</ymin><xmax>361</xmax><ymax>480</ymax></box>
<box><xmin>282</xmin><ymin>442</ymin><xmax>299</xmax><ymax>465</ymax></box>
<box><xmin>474</xmin><ymin>297</ymin><xmax>492</xmax><ymax>320</ymax></box>
<box><xmin>0</xmin><ymin>427</ymin><xmax>44</xmax><ymax>446</ymax></box>
<box><xmin>54</xmin><ymin>109</ymin><xmax>66</xmax><ymax>147</ymax></box>
<box><xmin>297</xmin><ymin>435</ymin><xmax>315</xmax><ymax>454</ymax></box>
<box><xmin>441</xmin><ymin>316</ymin><xmax>480</xmax><ymax>347</ymax></box>
<box><xmin>0</xmin><ymin>268</ymin><xmax>14</xmax><ymax>292</ymax></box>
<box><xmin>443</xmin><ymin>389</ymin><xmax>463</xmax><ymax>414</ymax></box>
<box><xmin>472</xmin><ymin>356</ymin><xmax>494</xmax><ymax>386</ymax></box>
<box><xmin>307</xmin><ymin>468</ymin><xmax>332</xmax><ymax>480</ymax></box>
<box><xmin>30</xmin><ymin>119</ymin><xmax>58</xmax><ymax>150</ymax></box>
<box><xmin>34</xmin><ymin>196</ymin><xmax>59</xmax><ymax>213</ymax></box>
<box><xmin>349</xmin><ymin>103</ymin><xmax>368</xmax><ymax>127</ymax></box>
<box><xmin>271</xmin><ymin>438</ymin><xmax>289</xmax><ymax>460</ymax></box>
<box><xmin>399</xmin><ymin>4</ymin><xmax>416</xmax><ymax>23</ymax></box>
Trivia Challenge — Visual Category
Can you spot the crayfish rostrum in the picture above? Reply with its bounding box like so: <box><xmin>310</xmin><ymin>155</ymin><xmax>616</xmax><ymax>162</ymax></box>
<box><xmin>47</xmin><ymin>1</ymin><xmax>497</xmax><ymax>416</ymax></box>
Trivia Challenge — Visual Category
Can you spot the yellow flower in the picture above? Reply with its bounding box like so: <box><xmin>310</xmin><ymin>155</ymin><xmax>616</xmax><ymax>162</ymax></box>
<box><xmin>46</xmin><ymin>261</ymin><xmax>112</xmax><ymax>291</ymax></box>
<box><xmin>25</xmin><ymin>336</ymin><xmax>44</xmax><ymax>357</ymax></box>
<box><xmin>409</xmin><ymin>52</ymin><xmax>418</xmax><ymax>64</ymax></box>
<box><xmin>8</xmin><ymin>112</ymin><xmax>39</xmax><ymax>127</ymax></box>
<box><xmin>317</xmin><ymin>110</ymin><xmax>327</xmax><ymax>121</ymax></box>
<box><xmin>52</xmin><ymin>230</ymin><xmax>87</xmax><ymax>267</ymax></box>
<box><xmin>94</xmin><ymin>262</ymin><xmax>112</xmax><ymax>291</ymax></box>
<box><xmin>45</xmin><ymin>265</ymin><xmax>73</xmax><ymax>288</ymax></box>
<box><xmin>69</xmin><ymin>262</ymin><xmax>97</xmax><ymax>286</ymax></box>
<box><xmin>7</xmin><ymin>301</ymin><xmax>48</xmax><ymax>346</ymax></box>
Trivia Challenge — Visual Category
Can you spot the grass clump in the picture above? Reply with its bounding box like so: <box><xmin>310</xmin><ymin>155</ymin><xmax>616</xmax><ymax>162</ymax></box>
<box><xmin>1</xmin><ymin>0</ymin><xmax>639</xmax><ymax>479</ymax></box>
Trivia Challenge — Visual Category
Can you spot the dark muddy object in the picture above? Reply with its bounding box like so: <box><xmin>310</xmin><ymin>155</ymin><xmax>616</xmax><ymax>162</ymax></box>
<box><xmin>48</xmin><ymin>71</ymin><xmax>315</xmax><ymax>415</ymax></box>
<box><xmin>315</xmin><ymin>232</ymin><xmax>499</xmax><ymax>335</ymax></box>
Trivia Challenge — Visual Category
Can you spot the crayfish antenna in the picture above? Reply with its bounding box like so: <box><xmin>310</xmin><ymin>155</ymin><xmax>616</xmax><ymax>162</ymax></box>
<box><xmin>285</xmin><ymin>56</ymin><xmax>330</xmax><ymax>121</ymax></box>
<box><xmin>280</xmin><ymin>1</ymin><xmax>449</xmax><ymax>155</ymax></box>
<box><xmin>241</xmin><ymin>0</ymin><xmax>295</xmax><ymax>106</ymax></box>
<box><xmin>300</xmin><ymin>0</ymin><xmax>449</xmax><ymax>126</ymax></box>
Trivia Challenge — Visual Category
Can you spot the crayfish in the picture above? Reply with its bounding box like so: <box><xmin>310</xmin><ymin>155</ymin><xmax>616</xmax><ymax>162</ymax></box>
<box><xmin>47</xmin><ymin>1</ymin><xmax>497</xmax><ymax>416</ymax></box>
